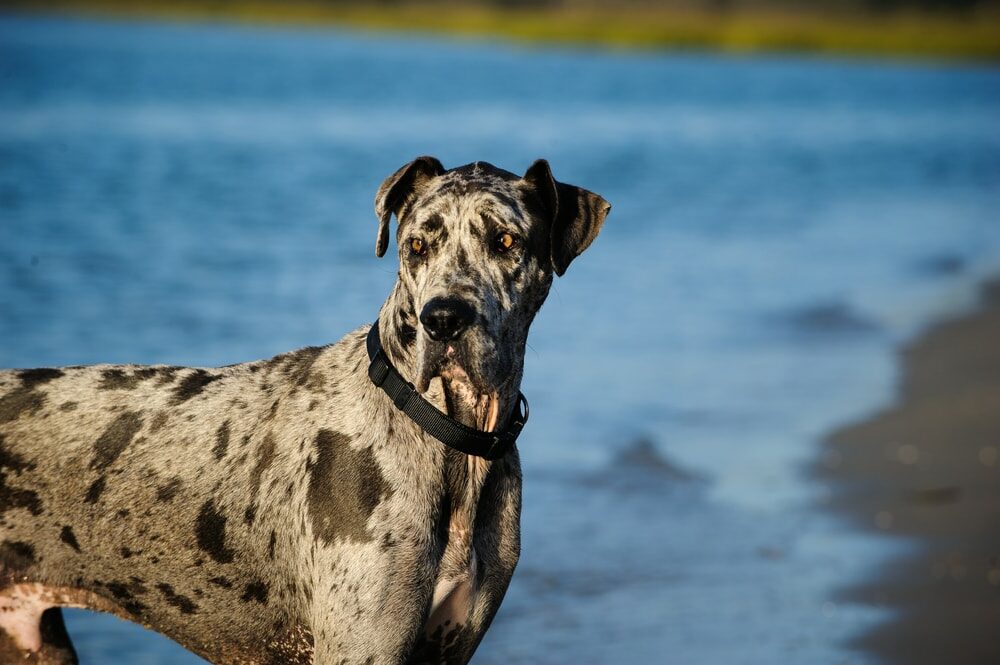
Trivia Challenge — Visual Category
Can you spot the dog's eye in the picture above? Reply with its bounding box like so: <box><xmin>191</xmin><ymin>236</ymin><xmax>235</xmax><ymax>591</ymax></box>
<box><xmin>409</xmin><ymin>238</ymin><xmax>427</xmax><ymax>256</ymax></box>
<box><xmin>494</xmin><ymin>232</ymin><xmax>517</xmax><ymax>254</ymax></box>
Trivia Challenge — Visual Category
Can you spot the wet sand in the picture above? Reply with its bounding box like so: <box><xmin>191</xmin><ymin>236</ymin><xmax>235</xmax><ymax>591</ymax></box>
<box><xmin>819</xmin><ymin>280</ymin><xmax>1000</xmax><ymax>664</ymax></box>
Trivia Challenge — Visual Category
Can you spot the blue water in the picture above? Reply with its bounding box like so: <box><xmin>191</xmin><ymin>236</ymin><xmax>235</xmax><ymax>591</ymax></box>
<box><xmin>2</xmin><ymin>13</ymin><xmax>1000</xmax><ymax>664</ymax></box>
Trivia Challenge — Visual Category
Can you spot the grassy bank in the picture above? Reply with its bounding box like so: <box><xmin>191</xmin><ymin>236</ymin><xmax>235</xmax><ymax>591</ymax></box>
<box><xmin>7</xmin><ymin>1</ymin><xmax>1000</xmax><ymax>61</ymax></box>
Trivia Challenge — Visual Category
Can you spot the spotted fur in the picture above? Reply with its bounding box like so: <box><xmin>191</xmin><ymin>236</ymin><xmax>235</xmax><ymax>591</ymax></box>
<box><xmin>0</xmin><ymin>157</ymin><xmax>609</xmax><ymax>664</ymax></box>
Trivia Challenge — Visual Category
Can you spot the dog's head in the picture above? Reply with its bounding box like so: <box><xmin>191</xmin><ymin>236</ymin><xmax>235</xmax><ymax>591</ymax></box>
<box><xmin>375</xmin><ymin>157</ymin><xmax>610</xmax><ymax>429</ymax></box>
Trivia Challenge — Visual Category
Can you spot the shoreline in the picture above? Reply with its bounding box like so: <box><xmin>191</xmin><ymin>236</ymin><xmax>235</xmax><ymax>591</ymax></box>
<box><xmin>4</xmin><ymin>1</ymin><xmax>1000</xmax><ymax>62</ymax></box>
<box><xmin>817</xmin><ymin>278</ymin><xmax>1000</xmax><ymax>664</ymax></box>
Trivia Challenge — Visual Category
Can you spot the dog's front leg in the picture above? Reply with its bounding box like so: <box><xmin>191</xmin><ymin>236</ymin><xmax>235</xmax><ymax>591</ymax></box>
<box><xmin>308</xmin><ymin>533</ymin><xmax>442</xmax><ymax>665</ymax></box>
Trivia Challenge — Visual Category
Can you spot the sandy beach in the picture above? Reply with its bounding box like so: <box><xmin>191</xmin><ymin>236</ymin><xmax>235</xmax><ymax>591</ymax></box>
<box><xmin>819</xmin><ymin>279</ymin><xmax>1000</xmax><ymax>664</ymax></box>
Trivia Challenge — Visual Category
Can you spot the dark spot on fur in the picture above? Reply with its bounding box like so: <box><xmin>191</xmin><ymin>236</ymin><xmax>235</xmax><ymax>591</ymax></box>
<box><xmin>104</xmin><ymin>582</ymin><xmax>130</xmax><ymax>599</ymax></box>
<box><xmin>149</xmin><ymin>411</ymin><xmax>169</xmax><ymax>433</ymax></box>
<box><xmin>249</xmin><ymin>433</ymin><xmax>276</xmax><ymax>504</ymax></box>
<box><xmin>208</xmin><ymin>576</ymin><xmax>233</xmax><ymax>589</ymax></box>
<box><xmin>244</xmin><ymin>504</ymin><xmax>256</xmax><ymax>525</ymax></box>
<box><xmin>85</xmin><ymin>476</ymin><xmax>106</xmax><ymax>503</ymax></box>
<box><xmin>101</xmin><ymin>370</ymin><xmax>132</xmax><ymax>389</ymax></box>
<box><xmin>60</xmin><ymin>526</ymin><xmax>81</xmax><ymax>552</ymax></box>
<box><xmin>104</xmin><ymin>578</ymin><xmax>148</xmax><ymax>616</ymax></box>
<box><xmin>307</xmin><ymin>430</ymin><xmax>392</xmax><ymax>545</ymax></box>
<box><xmin>398</xmin><ymin>322</ymin><xmax>416</xmax><ymax>347</ymax></box>
<box><xmin>268</xmin><ymin>530</ymin><xmax>277</xmax><ymax>560</ymax></box>
<box><xmin>0</xmin><ymin>439</ymin><xmax>42</xmax><ymax>516</ymax></box>
<box><xmin>435</xmin><ymin>492</ymin><xmax>451</xmax><ymax>547</ymax></box>
<box><xmin>156</xmin><ymin>582</ymin><xmax>198</xmax><ymax>614</ymax></box>
<box><xmin>422</xmin><ymin>213</ymin><xmax>445</xmax><ymax>233</ymax></box>
<box><xmin>156</xmin><ymin>367</ymin><xmax>181</xmax><ymax>385</ymax></box>
<box><xmin>171</xmin><ymin>370</ymin><xmax>220</xmax><ymax>404</ymax></box>
<box><xmin>91</xmin><ymin>411</ymin><xmax>143</xmax><ymax>471</ymax></box>
<box><xmin>98</xmin><ymin>368</ymin><xmax>157</xmax><ymax>390</ymax></box>
<box><xmin>17</xmin><ymin>368</ymin><xmax>63</xmax><ymax>388</ymax></box>
<box><xmin>0</xmin><ymin>437</ymin><xmax>33</xmax><ymax>474</ymax></box>
<box><xmin>156</xmin><ymin>478</ymin><xmax>182</xmax><ymax>502</ymax></box>
<box><xmin>241</xmin><ymin>581</ymin><xmax>268</xmax><ymax>604</ymax></box>
<box><xmin>59</xmin><ymin>401</ymin><xmax>78</xmax><ymax>412</ymax></box>
<box><xmin>0</xmin><ymin>386</ymin><xmax>46</xmax><ymax>424</ymax></box>
<box><xmin>0</xmin><ymin>540</ymin><xmax>35</xmax><ymax>570</ymax></box>
<box><xmin>120</xmin><ymin>546</ymin><xmax>134</xmax><ymax>558</ymax></box>
<box><xmin>121</xmin><ymin>599</ymin><xmax>147</xmax><ymax>615</ymax></box>
<box><xmin>268</xmin><ymin>346</ymin><xmax>325</xmax><ymax>392</ymax></box>
<box><xmin>196</xmin><ymin>500</ymin><xmax>234</xmax><ymax>563</ymax></box>
<box><xmin>213</xmin><ymin>420</ymin><xmax>230</xmax><ymax>460</ymax></box>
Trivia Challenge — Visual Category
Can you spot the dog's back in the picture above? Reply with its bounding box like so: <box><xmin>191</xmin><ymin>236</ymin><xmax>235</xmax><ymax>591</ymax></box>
<box><xmin>0</xmin><ymin>345</ymin><xmax>350</xmax><ymax>663</ymax></box>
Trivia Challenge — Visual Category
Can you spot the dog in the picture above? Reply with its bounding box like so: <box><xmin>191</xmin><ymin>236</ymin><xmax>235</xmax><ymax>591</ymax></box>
<box><xmin>0</xmin><ymin>156</ymin><xmax>610</xmax><ymax>664</ymax></box>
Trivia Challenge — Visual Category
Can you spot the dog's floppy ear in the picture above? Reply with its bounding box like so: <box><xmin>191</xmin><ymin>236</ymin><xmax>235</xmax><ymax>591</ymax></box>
<box><xmin>374</xmin><ymin>156</ymin><xmax>445</xmax><ymax>257</ymax></box>
<box><xmin>523</xmin><ymin>159</ymin><xmax>611</xmax><ymax>276</ymax></box>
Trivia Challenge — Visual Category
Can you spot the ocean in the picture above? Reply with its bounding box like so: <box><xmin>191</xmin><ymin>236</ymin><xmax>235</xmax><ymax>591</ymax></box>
<box><xmin>2</xmin><ymin>13</ymin><xmax>999</xmax><ymax>664</ymax></box>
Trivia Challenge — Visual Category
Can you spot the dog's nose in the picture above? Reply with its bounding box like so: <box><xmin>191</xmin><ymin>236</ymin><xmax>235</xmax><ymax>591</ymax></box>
<box><xmin>420</xmin><ymin>297</ymin><xmax>476</xmax><ymax>342</ymax></box>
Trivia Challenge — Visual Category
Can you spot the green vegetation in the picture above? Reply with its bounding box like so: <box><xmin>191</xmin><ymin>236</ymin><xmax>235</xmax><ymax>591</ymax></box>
<box><xmin>9</xmin><ymin>0</ymin><xmax>1000</xmax><ymax>60</ymax></box>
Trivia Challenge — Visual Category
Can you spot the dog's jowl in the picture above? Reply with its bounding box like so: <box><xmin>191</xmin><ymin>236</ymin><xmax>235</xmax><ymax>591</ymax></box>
<box><xmin>0</xmin><ymin>158</ymin><xmax>610</xmax><ymax>665</ymax></box>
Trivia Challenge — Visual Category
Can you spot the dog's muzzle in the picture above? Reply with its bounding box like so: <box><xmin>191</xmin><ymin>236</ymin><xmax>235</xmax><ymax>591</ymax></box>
<box><xmin>366</xmin><ymin>319</ymin><xmax>528</xmax><ymax>460</ymax></box>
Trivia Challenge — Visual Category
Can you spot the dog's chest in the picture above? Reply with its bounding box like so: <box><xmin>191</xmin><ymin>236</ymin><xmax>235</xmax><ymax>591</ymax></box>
<box><xmin>426</xmin><ymin>455</ymin><xmax>491</xmax><ymax>629</ymax></box>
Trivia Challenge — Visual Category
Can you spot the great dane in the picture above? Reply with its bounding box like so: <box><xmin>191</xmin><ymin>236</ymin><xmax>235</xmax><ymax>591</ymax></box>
<box><xmin>0</xmin><ymin>157</ymin><xmax>610</xmax><ymax>664</ymax></box>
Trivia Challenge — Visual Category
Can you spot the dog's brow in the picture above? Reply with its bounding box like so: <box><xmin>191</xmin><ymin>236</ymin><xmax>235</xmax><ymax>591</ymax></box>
<box><xmin>421</xmin><ymin>214</ymin><xmax>444</xmax><ymax>232</ymax></box>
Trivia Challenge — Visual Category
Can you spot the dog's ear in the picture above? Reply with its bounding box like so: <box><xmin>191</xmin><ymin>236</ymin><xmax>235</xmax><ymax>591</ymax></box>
<box><xmin>523</xmin><ymin>159</ymin><xmax>611</xmax><ymax>276</ymax></box>
<box><xmin>374</xmin><ymin>156</ymin><xmax>445</xmax><ymax>257</ymax></box>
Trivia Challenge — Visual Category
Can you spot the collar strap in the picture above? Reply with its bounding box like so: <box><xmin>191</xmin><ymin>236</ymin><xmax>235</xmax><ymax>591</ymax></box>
<box><xmin>366</xmin><ymin>320</ymin><xmax>528</xmax><ymax>461</ymax></box>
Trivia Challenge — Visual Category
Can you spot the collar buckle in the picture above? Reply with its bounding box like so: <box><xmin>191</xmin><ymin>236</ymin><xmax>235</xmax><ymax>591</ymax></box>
<box><xmin>393</xmin><ymin>382</ymin><xmax>415</xmax><ymax>411</ymax></box>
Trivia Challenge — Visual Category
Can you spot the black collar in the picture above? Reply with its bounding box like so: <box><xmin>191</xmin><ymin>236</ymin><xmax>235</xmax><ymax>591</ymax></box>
<box><xmin>366</xmin><ymin>320</ymin><xmax>528</xmax><ymax>461</ymax></box>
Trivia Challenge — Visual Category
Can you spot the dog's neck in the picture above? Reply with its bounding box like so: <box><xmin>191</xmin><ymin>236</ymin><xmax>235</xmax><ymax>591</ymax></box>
<box><xmin>376</xmin><ymin>282</ymin><xmax>502</xmax><ymax>570</ymax></box>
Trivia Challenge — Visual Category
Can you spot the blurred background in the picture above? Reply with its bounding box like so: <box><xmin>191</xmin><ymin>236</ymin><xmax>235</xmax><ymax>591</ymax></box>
<box><xmin>2</xmin><ymin>1</ymin><xmax>999</xmax><ymax>663</ymax></box>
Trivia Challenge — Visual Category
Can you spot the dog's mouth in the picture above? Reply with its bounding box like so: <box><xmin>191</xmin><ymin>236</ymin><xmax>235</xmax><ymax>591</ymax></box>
<box><xmin>415</xmin><ymin>342</ymin><xmax>503</xmax><ymax>432</ymax></box>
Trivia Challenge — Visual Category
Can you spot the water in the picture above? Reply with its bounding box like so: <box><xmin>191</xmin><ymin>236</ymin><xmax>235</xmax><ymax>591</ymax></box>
<box><xmin>2</xmin><ymin>13</ymin><xmax>1000</xmax><ymax>664</ymax></box>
